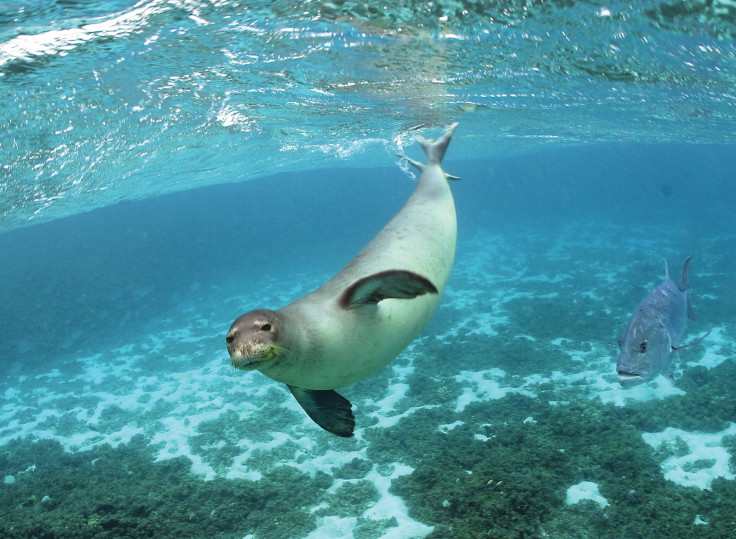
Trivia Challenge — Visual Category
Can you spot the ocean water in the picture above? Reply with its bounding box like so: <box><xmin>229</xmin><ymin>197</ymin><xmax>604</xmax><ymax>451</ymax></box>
<box><xmin>2</xmin><ymin>1</ymin><xmax>736</xmax><ymax>538</ymax></box>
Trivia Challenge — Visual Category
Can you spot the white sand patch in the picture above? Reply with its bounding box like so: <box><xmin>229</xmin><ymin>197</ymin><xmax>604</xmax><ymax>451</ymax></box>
<box><xmin>685</xmin><ymin>325</ymin><xmax>728</xmax><ymax>369</ymax></box>
<box><xmin>290</xmin><ymin>448</ymin><xmax>365</xmax><ymax>480</ymax></box>
<box><xmin>435</xmin><ymin>312</ymin><xmax>508</xmax><ymax>342</ymax></box>
<box><xmin>454</xmin><ymin>369</ymin><xmax>536</xmax><ymax>412</ymax></box>
<box><xmin>438</xmin><ymin>420</ymin><xmax>464</xmax><ymax>433</ymax></box>
<box><xmin>565</xmin><ymin>481</ymin><xmax>609</xmax><ymax>508</ymax></box>
<box><xmin>35</xmin><ymin>369</ymin><xmax>62</xmax><ymax>379</ymax></box>
<box><xmin>306</xmin><ymin>516</ymin><xmax>358</xmax><ymax>538</ymax></box>
<box><xmin>307</xmin><ymin>462</ymin><xmax>434</xmax><ymax>539</ymax></box>
<box><xmin>580</xmin><ymin>289</ymin><xmax>602</xmax><ymax>301</ymax></box>
<box><xmin>641</xmin><ymin>423</ymin><xmax>736</xmax><ymax>489</ymax></box>
<box><xmin>153</xmin><ymin>413</ymin><xmax>222</xmax><ymax>480</ymax></box>
<box><xmin>594</xmin><ymin>372</ymin><xmax>685</xmax><ymax>406</ymax></box>
<box><xmin>521</xmin><ymin>273</ymin><xmax>572</xmax><ymax>283</ymax></box>
<box><xmin>362</xmin><ymin>463</ymin><xmax>433</xmax><ymax>538</ymax></box>
<box><xmin>594</xmin><ymin>270</ymin><xmax>621</xmax><ymax>285</ymax></box>
<box><xmin>372</xmin><ymin>383</ymin><xmax>409</xmax><ymax>415</ymax></box>
<box><xmin>303</xmin><ymin>461</ymin><xmax>432</xmax><ymax>538</ymax></box>
<box><xmin>370</xmin><ymin>405</ymin><xmax>440</xmax><ymax>429</ymax></box>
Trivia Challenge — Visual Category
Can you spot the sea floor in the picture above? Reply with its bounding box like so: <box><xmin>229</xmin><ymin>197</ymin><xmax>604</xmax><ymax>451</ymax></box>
<box><xmin>2</xmin><ymin>221</ymin><xmax>735</xmax><ymax>538</ymax></box>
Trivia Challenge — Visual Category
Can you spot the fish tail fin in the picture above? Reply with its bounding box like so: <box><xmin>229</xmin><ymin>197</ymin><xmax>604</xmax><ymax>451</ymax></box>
<box><xmin>414</xmin><ymin>122</ymin><xmax>460</xmax><ymax>179</ymax></box>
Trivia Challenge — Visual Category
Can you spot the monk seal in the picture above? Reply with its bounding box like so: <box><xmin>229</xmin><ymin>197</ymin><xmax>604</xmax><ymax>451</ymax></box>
<box><xmin>226</xmin><ymin>122</ymin><xmax>460</xmax><ymax>437</ymax></box>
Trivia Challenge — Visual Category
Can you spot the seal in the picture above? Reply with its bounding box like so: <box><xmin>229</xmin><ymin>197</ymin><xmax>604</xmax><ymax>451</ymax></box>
<box><xmin>226</xmin><ymin>123</ymin><xmax>460</xmax><ymax>437</ymax></box>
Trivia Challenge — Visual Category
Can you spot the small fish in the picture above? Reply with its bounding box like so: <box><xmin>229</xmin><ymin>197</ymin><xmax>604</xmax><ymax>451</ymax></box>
<box><xmin>485</xmin><ymin>479</ymin><xmax>502</xmax><ymax>492</ymax></box>
<box><xmin>617</xmin><ymin>255</ymin><xmax>711</xmax><ymax>388</ymax></box>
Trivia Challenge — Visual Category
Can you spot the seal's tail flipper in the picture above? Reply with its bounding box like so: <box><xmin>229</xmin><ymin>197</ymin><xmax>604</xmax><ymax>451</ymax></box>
<box><xmin>287</xmin><ymin>385</ymin><xmax>355</xmax><ymax>437</ymax></box>
<box><xmin>416</xmin><ymin>122</ymin><xmax>459</xmax><ymax>166</ymax></box>
<box><xmin>400</xmin><ymin>122</ymin><xmax>460</xmax><ymax>180</ymax></box>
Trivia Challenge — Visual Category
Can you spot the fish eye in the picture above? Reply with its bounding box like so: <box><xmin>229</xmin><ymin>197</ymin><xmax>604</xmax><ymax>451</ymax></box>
<box><xmin>639</xmin><ymin>341</ymin><xmax>647</xmax><ymax>353</ymax></box>
<box><xmin>260</xmin><ymin>323</ymin><xmax>272</xmax><ymax>331</ymax></box>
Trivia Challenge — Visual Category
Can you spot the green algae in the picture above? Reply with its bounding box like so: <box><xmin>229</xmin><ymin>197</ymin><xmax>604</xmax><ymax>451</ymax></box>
<box><xmin>0</xmin><ymin>436</ymin><xmax>323</xmax><ymax>538</ymax></box>
<box><xmin>353</xmin><ymin>516</ymin><xmax>399</xmax><ymax>539</ymax></box>
<box><xmin>363</xmin><ymin>383</ymin><xmax>736</xmax><ymax>539</ymax></box>
<box><xmin>334</xmin><ymin>458</ymin><xmax>373</xmax><ymax>480</ymax></box>
<box><xmin>318</xmin><ymin>480</ymin><xmax>379</xmax><ymax>517</ymax></box>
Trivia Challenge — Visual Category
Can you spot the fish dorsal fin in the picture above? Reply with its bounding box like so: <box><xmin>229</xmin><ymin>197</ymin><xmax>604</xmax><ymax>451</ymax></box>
<box><xmin>340</xmin><ymin>270</ymin><xmax>438</xmax><ymax>309</ymax></box>
<box><xmin>679</xmin><ymin>254</ymin><xmax>693</xmax><ymax>292</ymax></box>
<box><xmin>287</xmin><ymin>385</ymin><xmax>355</xmax><ymax>437</ymax></box>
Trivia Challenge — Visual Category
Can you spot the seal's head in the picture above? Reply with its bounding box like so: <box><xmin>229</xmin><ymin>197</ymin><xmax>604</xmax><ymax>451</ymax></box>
<box><xmin>226</xmin><ymin>309</ymin><xmax>283</xmax><ymax>371</ymax></box>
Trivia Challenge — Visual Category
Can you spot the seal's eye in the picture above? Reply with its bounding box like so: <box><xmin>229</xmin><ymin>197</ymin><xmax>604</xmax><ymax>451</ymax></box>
<box><xmin>260</xmin><ymin>323</ymin><xmax>272</xmax><ymax>331</ymax></box>
<box><xmin>226</xmin><ymin>336</ymin><xmax>234</xmax><ymax>344</ymax></box>
<box><xmin>639</xmin><ymin>341</ymin><xmax>647</xmax><ymax>353</ymax></box>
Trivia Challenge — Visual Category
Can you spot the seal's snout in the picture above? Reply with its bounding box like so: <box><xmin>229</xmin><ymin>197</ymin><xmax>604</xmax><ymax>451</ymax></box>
<box><xmin>226</xmin><ymin>309</ymin><xmax>281</xmax><ymax>370</ymax></box>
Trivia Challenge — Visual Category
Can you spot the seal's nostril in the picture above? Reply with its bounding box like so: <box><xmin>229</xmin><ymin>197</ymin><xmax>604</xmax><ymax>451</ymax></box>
<box><xmin>226</xmin><ymin>335</ymin><xmax>234</xmax><ymax>344</ymax></box>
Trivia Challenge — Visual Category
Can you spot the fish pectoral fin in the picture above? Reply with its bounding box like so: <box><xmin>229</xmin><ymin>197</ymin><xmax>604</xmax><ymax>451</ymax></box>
<box><xmin>287</xmin><ymin>385</ymin><xmax>355</xmax><ymax>437</ymax></box>
<box><xmin>340</xmin><ymin>270</ymin><xmax>438</xmax><ymax>309</ymax></box>
<box><xmin>672</xmin><ymin>323</ymin><xmax>713</xmax><ymax>352</ymax></box>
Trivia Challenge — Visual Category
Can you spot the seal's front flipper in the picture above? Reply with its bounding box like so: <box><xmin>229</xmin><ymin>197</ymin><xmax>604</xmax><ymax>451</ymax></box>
<box><xmin>287</xmin><ymin>385</ymin><xmax>355</xmax><ymax>437</ymax></box>
<box><xmin>340</xmin><ymin>270</ymin><xmax>438</xmax><ymax>309</ymax></box>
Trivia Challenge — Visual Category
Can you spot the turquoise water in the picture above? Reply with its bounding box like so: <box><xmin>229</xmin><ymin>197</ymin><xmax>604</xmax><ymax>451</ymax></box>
<box><xmin>2</xmin><ymin>2</ymin><xmax>736</xmax><ymax>538</ymax></box>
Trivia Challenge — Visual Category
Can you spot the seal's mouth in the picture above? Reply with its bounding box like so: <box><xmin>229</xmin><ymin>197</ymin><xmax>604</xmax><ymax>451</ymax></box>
<box><xmin>617</xmin><ymin>370</ymin><xmax>645</xmax><ymax>388</ymax></box>
<box><xmin>228</xmin><ymin>342</ymin><xmax>279</xmax><ymax>371</ymax></box>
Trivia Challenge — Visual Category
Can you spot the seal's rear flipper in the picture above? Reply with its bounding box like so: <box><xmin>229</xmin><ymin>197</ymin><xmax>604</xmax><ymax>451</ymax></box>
<box><xmin>287</xmin><ymin>385</ymin><xmax>355</xmax><ymax>437</ymax></box>
<box><xmin>340</xmin><ymin>270</ymin><xmax>438</xmax><ymax>309</ymax></box>
<box><xmin>399</xmin><ymin>122</ymin><xmax>460</xmax><ymax>180</ymax></box>
<box><xmin>397</xmin><ymin>154</ymin><xmax>461</xmax><ymax>181</ymax></box>
<box><xmin>415</xmin><ymin>122</ymin><xmax>458</xmax><ymax>166</ymax></box>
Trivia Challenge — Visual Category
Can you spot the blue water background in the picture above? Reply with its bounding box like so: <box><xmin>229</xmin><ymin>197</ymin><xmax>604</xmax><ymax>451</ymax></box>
<box><xmin>3</xmin><ymin>143</ymin><xmax>734</xmax><ymax>365</ymax></box>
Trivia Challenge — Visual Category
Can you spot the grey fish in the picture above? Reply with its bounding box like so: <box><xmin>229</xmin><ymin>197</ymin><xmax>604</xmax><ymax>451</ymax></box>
<box><xmin>616</xmin><ymin>255</ymin><xmax>711</xmax><ymax>388</ymax></box>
